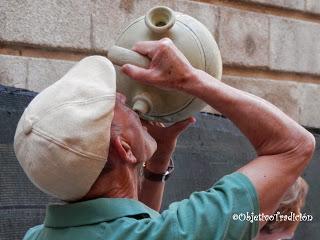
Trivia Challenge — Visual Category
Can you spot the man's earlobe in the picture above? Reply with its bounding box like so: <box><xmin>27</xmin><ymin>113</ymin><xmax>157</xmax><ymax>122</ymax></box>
<box><xmin>113</xmin><ymin>136</ymin><xmax>137</xmax><ymax>164</ymax></box>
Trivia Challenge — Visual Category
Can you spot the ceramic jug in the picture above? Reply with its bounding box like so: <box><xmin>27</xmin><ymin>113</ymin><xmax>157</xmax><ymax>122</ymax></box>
<box><xmin>108</xmin><ymin>6</ymin><xmax>222</xmax><ymax>122</ymax></box>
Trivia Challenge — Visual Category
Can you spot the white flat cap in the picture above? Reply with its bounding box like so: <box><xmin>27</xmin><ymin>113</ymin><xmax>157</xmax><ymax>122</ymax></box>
<box><xmin>14</xmin><ymin>56</ymin><xmax>116</xmax><ymax>201</ymax></box>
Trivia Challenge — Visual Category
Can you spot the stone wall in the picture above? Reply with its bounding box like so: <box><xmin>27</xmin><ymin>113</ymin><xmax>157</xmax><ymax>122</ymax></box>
<box><xmin>0</xmin><ymin>0</ymin><xmax>319</xmax><ymax>127</ymax></box>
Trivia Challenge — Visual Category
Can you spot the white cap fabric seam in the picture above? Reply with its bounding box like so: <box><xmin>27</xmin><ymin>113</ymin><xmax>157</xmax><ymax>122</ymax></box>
<box><xmin>26</xmin><ymin>95</ymin><xmax>115</xmax><ymax>160</ymax></box>
<box><xmin>31</xmin><ymin>128</ymin><xmax>108</xmax><ymax>161</ymax></box>
<box><xmin>30</xmin><ymin>94</ymin><xmax>115</xmax><ymax>125</ymax></box>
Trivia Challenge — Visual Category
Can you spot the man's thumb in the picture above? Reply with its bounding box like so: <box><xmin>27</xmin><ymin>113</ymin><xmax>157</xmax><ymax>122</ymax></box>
<box><xmin>170</xmin><ymin>117</ymin><xmax>196</xmax><ymax>135</ymax></box>
<box><xmin>121</xmin><ymin>64</ymin><xmax>150</xmax><ymax>83</ymax></box>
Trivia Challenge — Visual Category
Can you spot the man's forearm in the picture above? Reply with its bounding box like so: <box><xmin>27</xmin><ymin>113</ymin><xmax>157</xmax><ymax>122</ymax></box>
<box><xmin>138</xmin><ymin>155</ymin><xmax>170</xmax><ymax>211</ymax></box>
<box><xmin>139</xmin><ymin>178</ymin><xmax>165</xmax><ymax>212</ymax></box>
<box><xmin>185</xmin><ymin>69</ymin><xmax>315</xmax><ymax>222</ymax></box>
<box><xmin>138</xmin><ymin>116</ymin><xmax>193</xmax><ymax>211</ymax></box>
<box><xmin>186</xmin><ymin>70</ymin><xmax>310</xmax><ymax>156</ymax></box>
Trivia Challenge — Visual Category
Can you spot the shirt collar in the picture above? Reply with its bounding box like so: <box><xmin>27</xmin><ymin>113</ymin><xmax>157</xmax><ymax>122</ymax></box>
<box><xmin>44</xmin><ymin>198</ymin><xmax>160</xmax><ymax>228</ymax></box>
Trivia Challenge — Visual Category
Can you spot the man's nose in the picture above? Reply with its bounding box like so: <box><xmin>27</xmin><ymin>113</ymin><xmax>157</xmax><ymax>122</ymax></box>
<box><xmin>116</xmin><ymin>92</ymin><xmax>127</xmax><ymax>104</ymax></box>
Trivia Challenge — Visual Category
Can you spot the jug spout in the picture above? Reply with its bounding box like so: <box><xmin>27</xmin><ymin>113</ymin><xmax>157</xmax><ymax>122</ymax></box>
<box><xmin>132</xmin><ymin>92</ymin><xmax>153</xmax><ymax>114</ymax></box>
<box><xmin>145</xmin><ymin>6</ymin><xmax>175</xmax><ymax>34</ymax></box>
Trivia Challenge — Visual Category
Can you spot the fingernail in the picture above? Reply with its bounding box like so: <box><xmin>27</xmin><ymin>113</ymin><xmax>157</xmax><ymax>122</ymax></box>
<box><xmin>121</xmin><ymin>64</ymin><xmax>130</xmax><ymax>73</ymax></box>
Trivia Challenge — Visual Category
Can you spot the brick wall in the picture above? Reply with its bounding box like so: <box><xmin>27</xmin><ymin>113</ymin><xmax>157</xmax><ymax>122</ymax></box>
<box><xmin>1</xmin><ymin>0</ymin><xmax>319</xmax><ymax>127</ymax></box>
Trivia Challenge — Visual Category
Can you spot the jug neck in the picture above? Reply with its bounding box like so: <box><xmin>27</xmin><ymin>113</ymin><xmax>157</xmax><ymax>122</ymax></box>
<box><xmin>145</xmin><ymin>6</ymin><xmax>176</xmax><ymax>34</ymax></box>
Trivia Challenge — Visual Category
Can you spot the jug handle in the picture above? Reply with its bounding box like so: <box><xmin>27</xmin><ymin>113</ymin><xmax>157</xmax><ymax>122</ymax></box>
<box><xmin>107</xmin><ymin>45</ymin><xmax>150</xmax><ymax>69</ymax></box>
<box><xmin>107</xmin><ymin>45</ymin><xmax>152</xmax><ymax>114</ymax></box>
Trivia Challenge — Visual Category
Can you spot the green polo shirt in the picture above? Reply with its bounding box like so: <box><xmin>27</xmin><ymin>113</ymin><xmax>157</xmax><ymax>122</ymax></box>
<box><xmin>23</xmin><ymin>172</ymin><xmax>259</xmax><ymax>240</ymax></box>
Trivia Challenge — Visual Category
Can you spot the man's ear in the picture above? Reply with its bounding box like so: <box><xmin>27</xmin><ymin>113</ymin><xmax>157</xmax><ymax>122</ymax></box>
<box><xmin>112</xmin><ymin>136</ymin><xmax>137</xmax><ymax>164</ymax></box>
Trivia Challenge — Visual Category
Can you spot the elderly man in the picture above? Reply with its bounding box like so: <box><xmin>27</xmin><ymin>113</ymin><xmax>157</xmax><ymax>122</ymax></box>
<box><xmin>15</xmin><ymin>38</ymin><xmax>315</xmax><ymax>240</ymax></box>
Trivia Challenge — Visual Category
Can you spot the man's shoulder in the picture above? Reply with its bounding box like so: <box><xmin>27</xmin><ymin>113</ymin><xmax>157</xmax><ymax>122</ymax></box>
<box><xmin>165</xmin><ymin>172</ymin><xmax>258</xmax><ymax>210</ymax></box>
<box><xmin>23</xmin><ymin>224</ymin><xmax>43</xmax><ymax>240</ymax></box>
<box><xmin>160</xmin><ymin>172</ymin><xmax>260</xmax><ymax>239</ymax></box>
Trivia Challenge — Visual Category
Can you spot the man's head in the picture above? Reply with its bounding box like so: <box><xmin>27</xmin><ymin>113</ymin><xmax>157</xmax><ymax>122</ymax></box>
<box><xmin>108</xmin><ymin>93</ymin><xmax>157</xmax><ymax>166</ymax></box>
<box><xmin>80</xmin><ymin>92</ymin><xmax>157</xmax><ymax>200</ymax></box>
<box><xmin>14</xmin><ymin>56</ymin><xmax>154</xmax><ymax>202</ymax></box>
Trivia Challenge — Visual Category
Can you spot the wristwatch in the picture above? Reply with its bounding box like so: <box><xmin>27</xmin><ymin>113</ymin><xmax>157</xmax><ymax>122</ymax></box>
<box><xmin>143</xmin><ymin>158</ymin><xmax>174</xmax><ymax>182</ymax></box>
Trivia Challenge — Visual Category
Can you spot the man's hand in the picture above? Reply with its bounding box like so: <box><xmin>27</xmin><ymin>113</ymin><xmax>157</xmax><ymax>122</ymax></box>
<box><xmin>121</xmin><ymin>38</ymin><xmax>196</xmax><ymax>92</ymax></box>
<box><xmin>142</xmin><ymin>117</ymin><xmax>195</xmax><ymax>173</ymax></box>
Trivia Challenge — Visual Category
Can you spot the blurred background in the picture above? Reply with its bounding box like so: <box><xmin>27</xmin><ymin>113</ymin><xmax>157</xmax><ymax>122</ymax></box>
<box><xmin>0</xmin><ymin>0</ymin><xmax>319</xmax><ymax>239</ymax></box>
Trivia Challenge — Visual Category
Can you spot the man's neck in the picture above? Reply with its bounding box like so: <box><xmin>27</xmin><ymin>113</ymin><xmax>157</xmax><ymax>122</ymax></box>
<box><xmin>82</xmin><ymin>163</ymin><xmax>141</xmax><ymax>201</ymax></box>
<box><xmin>106</xmin><ymin>165</ymin><xmax>140</xmax><ymax>199</ymax></box>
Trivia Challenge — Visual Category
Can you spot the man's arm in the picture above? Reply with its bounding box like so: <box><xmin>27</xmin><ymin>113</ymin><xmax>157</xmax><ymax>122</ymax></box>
<box><xmin>139</xmin><ymin>118</ymin><xmax>194</xmax><ymax>211</ymax></box>
<box><xmin>138</xmin><ymin>151</ymin><xmax>170</xmax><ymax>211</ymax></box>
<box><xmin>122</xmin><ymin>38</ymin><xmax>315</xmax><ymax>225</ymax></box>
<box><xmin>187</xmin><ymin>69</ymin><xmax>315</xmax><ymax>222</ymax></box>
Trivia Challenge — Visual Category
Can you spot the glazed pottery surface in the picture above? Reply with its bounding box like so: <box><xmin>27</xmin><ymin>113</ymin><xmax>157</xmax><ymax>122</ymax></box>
<box><xmin>108</xmin><ymin>6</ymin><xmax>222</xmax><ymax>122</ymax></box>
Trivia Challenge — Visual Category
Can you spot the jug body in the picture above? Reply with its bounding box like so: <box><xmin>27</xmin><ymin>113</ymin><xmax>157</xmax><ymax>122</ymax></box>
<box><xmin>108</xmin><ymin>6</ymin><xmax>222</xmax><ymax>122</ymax></box>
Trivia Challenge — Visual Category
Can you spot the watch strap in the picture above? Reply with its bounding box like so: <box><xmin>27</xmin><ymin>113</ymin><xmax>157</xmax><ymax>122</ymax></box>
<box><xmin>143</xmin><ymin>158</ymin><xmax>174</xmax><ymax>182</ymax></box>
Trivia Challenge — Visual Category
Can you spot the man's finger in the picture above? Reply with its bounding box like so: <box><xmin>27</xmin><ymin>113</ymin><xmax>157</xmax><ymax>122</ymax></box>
<box><xmin>121</xmin><ymin>64</ymin><xmax>152</xmax><ymax>84</ymax></box>
<box><xmin>132</xmin><ymin>40</ymin><xmax>161</xmax><ymax>59</ymax></box>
